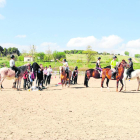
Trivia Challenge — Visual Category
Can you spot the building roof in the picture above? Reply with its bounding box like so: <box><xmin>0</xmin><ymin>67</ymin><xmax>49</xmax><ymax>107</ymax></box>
<box><xmin>24</xmin><ymin>56</ymin><xmax>33</xmax><ymax>58</ymax></box>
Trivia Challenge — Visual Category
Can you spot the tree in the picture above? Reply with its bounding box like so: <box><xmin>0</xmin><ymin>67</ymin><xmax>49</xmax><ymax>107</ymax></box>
<box><xmin>135</xmin><ymin>54</ymin><xmax>140</xmax><ymax>58</ymax></box>
<box><xmin>103</xmin><ymin>52</ymin><xmax>107</xmax><ymax>55</ymax></box>
<box><xmin>29</xmin><ymin>45</ymin><xmax>36</xmax><ymax>61</ymax></box>
<box><xmin>53</xmin><ymin>51</ymin><xmax>66</xmax><ymax>60</ymax></box>
<box><xmin>45</xmin><ymin>47</ymin><xmax>53</xmax><ymax>61</ymax></box>
<box><xmin>3</xmin><ymin>48</ymin><xmax>7</xmax><ymax>56</ymax></box>
<box><xmin>36</xmin><ymin>52</ymin><xmax>45</xmax><ymax>61</ymax></box>
<box><xmin>18</xmin><ymin>56</ymin><xmax>24</xmax><ymax>61</ymax></box>
<box><xmin>0</xmin><ymin>46</ymin><xmax>4</xmax><ymax>55</ymax></box>
<box><xmin>124</xmin><ymin>51</ymin><xmax>129</xmax><ymax>56</ymax></box>
<box><xmin>83</xmin><ymin>46</ymin><xmax>97</xmax><ymax>63</ymax></box>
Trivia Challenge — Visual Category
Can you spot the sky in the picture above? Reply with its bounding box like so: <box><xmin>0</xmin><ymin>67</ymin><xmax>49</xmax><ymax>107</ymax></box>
<box><xmin>0</xmin><ymin>0</ymin><xmax>140</xmax><ymax>56</ymax></box>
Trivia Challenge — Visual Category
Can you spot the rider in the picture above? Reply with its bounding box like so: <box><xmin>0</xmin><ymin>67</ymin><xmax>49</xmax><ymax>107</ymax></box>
<box><xmin>127</xmin><ymin>58</ymin><xmax>134</xmax><ymax>79</ymax></box>
<box><xmin>96</xmin><ymin>57</ymin><xmax>102</xmax><ymax>71</ymax></box>
<box><xmin>56</xmin><ymin>58</ymin><xmax>69</xmax><ymax>78</ymax></box>
<box><xmin>111</xmin><ymin>55</ymin><xmax>118</xmax><ymax>79</ymax></box>
<box><xmin>10</xmin><ymin>55</ymin><xmax>20</xmax><ymax>78</ymax></box>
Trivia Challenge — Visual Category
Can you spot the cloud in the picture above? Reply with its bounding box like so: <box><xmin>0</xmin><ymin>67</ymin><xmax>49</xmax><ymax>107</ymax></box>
<box><xmin>15</xmin><ymin>35</ymin><xmax>26</xmax><ymax>38</ymax></box>
<box><xmin>67</xmin><ymin>35</ymin><xmax>123</xmax><ymax>49</ymax></box>
<box><xmin>0</xmin><ymin>14</ymin><xmax>4</xmax><ymax>19</ymax></box>
<box><xmin>67</xmin><ymin>36</ymin><xmax>97</xmax><ymax>48</ymax></box>
<box><xmin>0</xmin><ymin>0</ymin><xmax>6</xmax><ymax>7</ymax></box>
<box><xmin>120</xmin><ymin>39</ymin><xmax>140</xmax><ymax>56</ymax></box>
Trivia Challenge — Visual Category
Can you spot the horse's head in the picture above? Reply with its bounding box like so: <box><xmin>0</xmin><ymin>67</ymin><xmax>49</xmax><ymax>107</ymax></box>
<box><xmin>25</xmin><ymin>63</ymin><xmax>32</xmax><ymax>72</ymax></box>
<box><xmin>119</xmin><ymin>59</ymin><xmax>129</xmax><ymax>68</ymax></box>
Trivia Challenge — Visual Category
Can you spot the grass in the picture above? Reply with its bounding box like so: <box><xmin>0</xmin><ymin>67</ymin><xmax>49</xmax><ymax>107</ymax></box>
<box><xmin>0</xmin><ymin>54</ymin><xmax>139</xmax><ymax>71</ymax></box>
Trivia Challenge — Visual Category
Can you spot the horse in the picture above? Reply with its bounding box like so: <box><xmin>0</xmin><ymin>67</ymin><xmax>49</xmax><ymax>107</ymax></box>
<box><xmin>0</xmin><ymin>64</ymin><xmax>31</xmax><ymax>90</ymax></box>
<box><xmin>31</xmin><ymin>62</ymin><xmax>40</xmax><ymax>87</ymax></box>
<box><xmin>123</xmin><ymin>69</ymin><xmax>140</xmax><ymax>91</ymax></box>
<box><xmin>59</xmin><ymin>66</ymin><xmax>72</xmax><ymax>88</ymax></box>
<box><xmin>101</xmin><ymin>60</ymin><xmax>128</xmax><ymax>92</ymax></box>
<box><xmin>84</xmin><ymin>66</ymin><xmax>111</xmax><ymax>87</ymax></box>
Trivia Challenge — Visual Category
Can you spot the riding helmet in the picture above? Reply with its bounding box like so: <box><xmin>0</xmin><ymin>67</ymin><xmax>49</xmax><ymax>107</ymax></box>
<box><xmin>113</xmin><ymin>55</ymin><xmax>117</xmax><ymax>59</ymax></box>
<box><xmin>63</xmin><ymin>59</ymin><xmax>66</xmax><ymax>62</ymax></box>
<box><xmin>75</xmin><ymin>66</ymin><xmax>78</xmax><ymax>70</ymax></box>
<box><xmin>11</xmin><ymin>54</ymin><xmax>15</xmax><ymax>59</ymax></box>
<box><xmin>98</xmin><ymin>57</ymin><xmax>101</xmax><ymax>60</ymax></box>
<box><xmin>128</xmin><ymin>58</ymin><xmax>132</xmax><ymax>61</ymax></box>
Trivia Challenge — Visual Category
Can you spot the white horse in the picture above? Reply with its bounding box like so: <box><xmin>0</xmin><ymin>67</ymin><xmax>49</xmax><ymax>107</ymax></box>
<box><xmin>0</xmin><ymin>64</ymin><xmax>31</xmax><ymax>90</ymax></box>
<box><xmin>123</xmin><ymin>68</ymin><xmax>140</xmax><ymax>91</ymax></box>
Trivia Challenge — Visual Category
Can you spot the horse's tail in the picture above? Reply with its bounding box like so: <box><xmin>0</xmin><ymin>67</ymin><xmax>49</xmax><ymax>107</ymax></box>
<box><xmin>84</xmin><ymin>70</ymin><xmax>88</xmax><ymax>86</ymax></box>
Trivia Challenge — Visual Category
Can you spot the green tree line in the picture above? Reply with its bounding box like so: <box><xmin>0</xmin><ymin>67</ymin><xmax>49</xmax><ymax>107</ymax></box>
<box><xmin>0</xmin><ymin>46</ymin><xmax>20</xmax><ymax>56</ymax></box>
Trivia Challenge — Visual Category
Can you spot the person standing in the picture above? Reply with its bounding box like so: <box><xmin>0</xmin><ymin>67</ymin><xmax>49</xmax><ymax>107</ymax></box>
<box><xmin>127</xmin><ymin>58</ymin><xmax>134</xmax><ymax>79</ymax></box>
<box><xmin>47</xmin><ymin>65</ymin><xmax>52</xmax><ymax>85</ymax></box>
<box><xmin>43</xmin><ymin>66</ymin><xmax>48</xmax><ymax>86</ymax></box>
<box><xmin>23</xmin><ymin>70</ymin><xmax>28</xmax><ymax>90</ymax></box>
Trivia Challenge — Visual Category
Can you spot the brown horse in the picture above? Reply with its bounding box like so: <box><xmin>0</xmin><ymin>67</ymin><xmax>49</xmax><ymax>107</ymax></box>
<box><xmin>84</xmin><ymin>66</ymin><xmax>111</xmax><ymax>87</ymax></box>
<box><xmin>101</xmin><ymin>60</ymin><xmax>128</xmax><ymax>92</ymax></box>
<box><xmin>60</xmin><ymin>66</ymin><xmax>72</xmax><ymax>88</ymax></box>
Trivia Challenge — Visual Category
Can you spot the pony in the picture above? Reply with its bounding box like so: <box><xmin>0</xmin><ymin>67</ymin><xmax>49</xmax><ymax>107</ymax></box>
<box><xmin>101</xmin><ymin>60</ymin><xmax>128</xmax><ymax>92</ymax></box>
<box><xmin>123</xmin><ymin>69</ymin><xmax>140</xmax><ymax>91</ymax></box>
<box><xmin>59</xmin><ymin>66</ymin><xmax>72</xmax><ymax>88</ymax></box>
<box><xmin>0</xmin><ymin>64</ymin><xmax>31</xmax><ymax>90</ymax></box>
<box><xmin>84</xmin><ymin>66</ymin><xmax>111</xmax><ymax>87</ymax></box>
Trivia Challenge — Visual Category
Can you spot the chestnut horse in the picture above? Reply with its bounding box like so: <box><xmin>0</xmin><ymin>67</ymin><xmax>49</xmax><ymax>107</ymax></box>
<box><xmin>60</xmin><ymin>66</ymin><xmax>72</xmax><ymax>88</ymax></box>
<box><xmin>101</xmin><ymin>60</ymin><xmax>128</xmax><ymax>92</ymax></box>
<box><xmin>84</xmin><ymin>66</ymin><xmax>111</xmax><ymax>87</ymax></box>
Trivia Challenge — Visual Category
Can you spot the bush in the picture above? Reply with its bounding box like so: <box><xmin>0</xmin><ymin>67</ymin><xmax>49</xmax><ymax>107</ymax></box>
<box><xmin>53</xmin><ymin>51</ymin><xmax>66</xmax><ymax>61</ymax></box>
<box><xmin>124</xmin><ymin>51</ymin><xmax>129</xmax><ymax>56</ymax></box>
<box><xmin>135</xmin><ymin>54</ymin><xmax>140</xmax><ymax>58</ymax></box>
<box><xmin>7</xmin><ymin>55</ymin><xmax>18</xmax><ymax>61</ymax></box>
<box><xmin>18</xmin><ymin>56</ymin><xmax>24</xmax><ymax>61</ymax></box>
<box><xmin>60</xmin><ymin>58</ymin><xmax>65</xmax><ymax>61</ymax></box>
<box><xmin>77</xmin><ymin>60</ymin><xmax>82</xmax><ymax>63</ymax></box>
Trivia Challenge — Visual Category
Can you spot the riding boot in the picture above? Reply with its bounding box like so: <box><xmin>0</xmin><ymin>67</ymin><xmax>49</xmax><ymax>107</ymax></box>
<box><xmin>111</xmin><ymin>73</ymin><xmax>115</xmax><ymax>79</ymax></box>
<box><xmin>67</xmin><ymin>71</ymin><xmax>69</xmax><ymax>78</ymax></box>
<box><xmin>15</xmin><ymin>71</ymin><xmax>19</xmax><ymax>78</ymax></box>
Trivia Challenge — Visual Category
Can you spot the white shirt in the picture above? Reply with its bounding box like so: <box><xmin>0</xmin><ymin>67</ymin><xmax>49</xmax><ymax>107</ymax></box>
<box><xmin>47</xmin><ymin>68</ymin><xmax>52</xmax><ymax>76</ymax></box>
<box><xmin>63</xmin><ymin>62</ymin><xmax>68</xmax><ymax>67</ymax></box>
<box><xmin>10</xmin><ymin>59</ymin><xmax>15</xmax><ymax>67</ymax></box>
<box><xmin>97</xmin><ymin>60</ymin><xmax>100</xmax><ymax>65</ymax></box>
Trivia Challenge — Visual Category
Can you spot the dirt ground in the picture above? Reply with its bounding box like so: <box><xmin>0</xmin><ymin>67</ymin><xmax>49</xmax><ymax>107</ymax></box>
<box><xmin>0</xmin><ymin>75</ymin><xmax>140</xmax><ymax>140</ymax></box>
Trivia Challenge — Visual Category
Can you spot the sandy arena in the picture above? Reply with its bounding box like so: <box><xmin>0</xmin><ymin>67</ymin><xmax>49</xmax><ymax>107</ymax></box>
<box><xmin>0</xmin><ymin>75</ymin><xmax>140</xmax><ymax>140</ymax></box>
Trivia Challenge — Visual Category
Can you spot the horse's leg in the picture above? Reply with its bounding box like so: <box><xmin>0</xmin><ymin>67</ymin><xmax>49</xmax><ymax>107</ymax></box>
<box><xmin>119</xmin><ymin>79</ymin><xmax>124</xmax><ymax>92</ymax></box>
<box><xmin>0</xmin><ymin>77</ymin><xmax>4</xmax><ymax>91</ymax></box>
<box><xmin>68</xmin><ymin>79</ymin><xmax>70</xmax><ymax>87</ymax></box>
<box><xmin>18</xmin><ymin>78</ymin><xmax>22</xmax><ymax>91</ymax></box>
<box><xmin>116</xmin><ymin>79</ymin><xmax>119</xmax><ymax>92</ymax></box>
<box><xmin>17</xmin><ymin>78</ymin><xmax>19</xmax><ymax>90</ymax></box>
<box><xmin>106</xmin><ymin>78</ymin><xmax>110</xmax><ymax>91</ymax></box>
<box><xmin>61</xmin><ymin>79</ymin><xmax>63</xmax><ymax>89</ymax></box>
<box><xmin>101</xmin><ymin>76</ymin><xmax>106</xmax><ymax>91</ymax></box>
<box><xmin>137</xmin><ymin>77</ymin><xmax>139</xmax><ymax>91</ymax></box>
<box><xmin>12</xmin><ymin>79</ymin><xmax>16</xmax><ymax>88</ymax></box>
